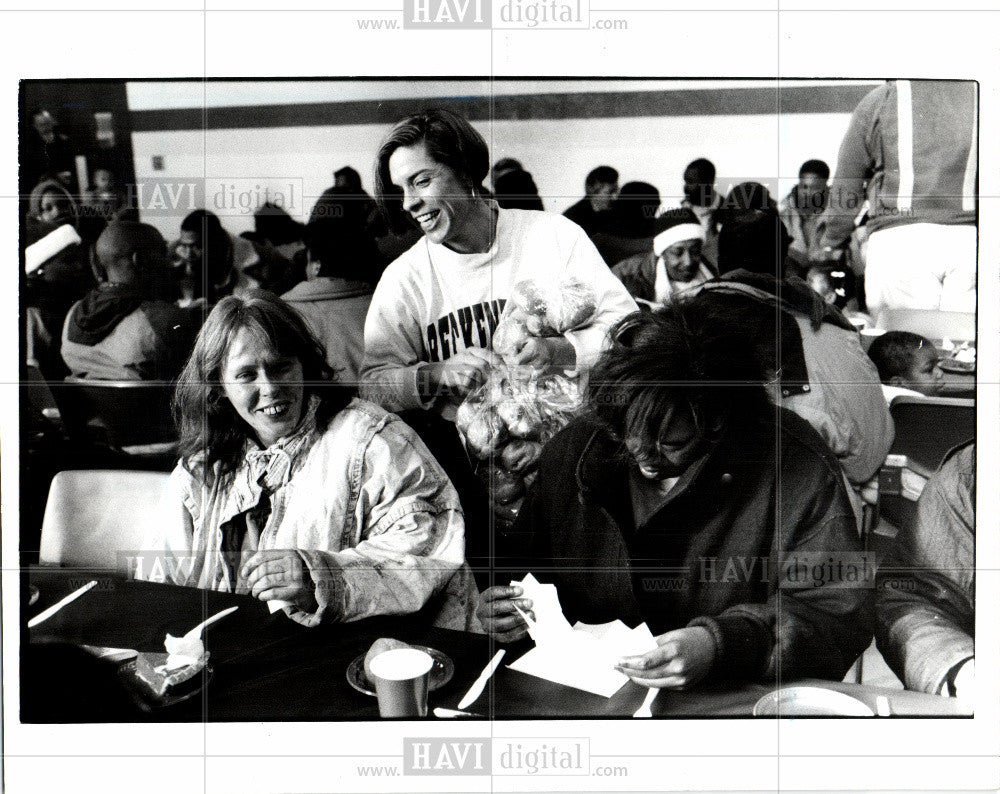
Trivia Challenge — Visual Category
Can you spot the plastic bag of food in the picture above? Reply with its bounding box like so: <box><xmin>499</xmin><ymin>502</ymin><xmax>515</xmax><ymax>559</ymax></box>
<box><xmin>496</xmin><ymin>394</ymin><xmax>544</xmax><ymax>439</ymax></box>
<box><xmin>556</xmin><ymin>278</ymin><xmax>598</xmax><ymax>332</ymax></box>
<box><xmin>510</xmin><ymin>280</ymin><xmax>551</xmax><ymax>317</ymax></box>
<box><xmin>491</xmin><ymin>309</ymin><xmax>531</xmax><ymax>364</ymax></box>
<box><xmin>510</xmin><ymin>277</ymin><xmax>598</xmax><ymax>336</ymax></box>
<box><xmin>534</xmin><ymin>372</ymin><xmax>587</xmax><ymax>440</ymax></box>
<box><xmin>486</xmin><ymin>466</ymin><xmax>526</xmax><ymax>505</ymax></box>
<box><xmin>463</xmin><ymin>405</ymin><xmax>508</xmax><ymax>459</ymax></box>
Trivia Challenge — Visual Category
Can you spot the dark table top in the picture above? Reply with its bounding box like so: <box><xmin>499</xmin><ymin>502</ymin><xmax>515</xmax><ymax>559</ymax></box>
<box><xmin>23</xmin><ymin>567</ymin><xmax>965</xmax><ymax>722</ymax></box>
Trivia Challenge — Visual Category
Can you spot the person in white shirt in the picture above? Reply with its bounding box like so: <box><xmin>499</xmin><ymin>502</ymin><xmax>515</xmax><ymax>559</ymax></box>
<box><xmin>360</xmin><ymin>108</ymin><xmax>637</xmax><ymax>420</ymax></box>
<box><xmin>360</xmin><ymin>109</ymin><xmax>637</xmax><ymax>570</ymax></box>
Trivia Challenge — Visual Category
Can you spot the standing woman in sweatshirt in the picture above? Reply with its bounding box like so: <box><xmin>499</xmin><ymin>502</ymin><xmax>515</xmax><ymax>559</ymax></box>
<box><xmin>359</xmin><ymin>108</ymin><xmax>636</xmax><ymax>421</ymax></box>
<box><xmin>359</xmin><ymin>109</ymin><xmax>636</xmax><ymax>570</ymax></box>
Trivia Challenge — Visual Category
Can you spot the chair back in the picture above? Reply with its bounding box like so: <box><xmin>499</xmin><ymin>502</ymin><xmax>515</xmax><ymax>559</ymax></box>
<box><xmin>39</xmin><ymin>469</ymin><xmax>172</xmax><ymax>573</ymax></box>
<box><xmin>889</xmin><ymin>395</ymin><xmax>975</xmax><ymax>476</ymax></box>
<box><xmin>51</xmin><ymin>377</ymin><xmax>177</xmax><ymax>450</ymax></box>
<box><xmin>878</xmin><ymin>395</ymin><xmax>975</xmax><ymax>535</ymax></box>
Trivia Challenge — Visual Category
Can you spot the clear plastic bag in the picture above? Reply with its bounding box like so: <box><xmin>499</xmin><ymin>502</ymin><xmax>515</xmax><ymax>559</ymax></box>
<box><xmin>459</xmin><ymin>363</ymin><xmax>586</xmax><ymax>523</ymax></box>
<box><xmin>457</xmin><ymin>276</ymin><xmax>597</xmax><ymax>522</ymax></box>
<box><xmin>509</xmin><ymin>277</ymin><xmax>598</xmax><ymax>339</ymax></box>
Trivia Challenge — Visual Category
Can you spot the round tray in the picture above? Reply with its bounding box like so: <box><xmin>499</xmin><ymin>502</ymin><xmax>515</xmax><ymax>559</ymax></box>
<box><xmin>754</xmin><ymin>686</ymin><xmax>874</xmax><ymax>717</ymax></box>
<box><xmin>347</xmin><ymin>646</ymin><xmax>454</xmax><ymax>696</ymax></box>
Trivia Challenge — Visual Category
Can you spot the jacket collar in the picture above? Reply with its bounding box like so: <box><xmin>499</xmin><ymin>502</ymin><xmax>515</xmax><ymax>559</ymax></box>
<box><xmin>283</xmin><ymin>277</ymin><xmax>372</xmax><ymax>302</ymax></box>
<box><xmin>573</xmin><ymin>424</ymin><xmax>631</xmax><ymax>516</ymax></box>
<box><xmin>221</xmin><ymin>395</ymin><xmax>321</xmax><ymax>525</ymax></box>
<box><xmin>705</xmin><ymin>271</ymin><xmax>856</xmax><ymax>333</ymax></box>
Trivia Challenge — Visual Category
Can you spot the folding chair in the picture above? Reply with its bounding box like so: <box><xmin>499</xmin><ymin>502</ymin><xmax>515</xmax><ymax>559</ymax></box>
<box><xmin>38</xmin><ymin>469</ymin><xmax>171</xmax><ymax>574</ymax></box>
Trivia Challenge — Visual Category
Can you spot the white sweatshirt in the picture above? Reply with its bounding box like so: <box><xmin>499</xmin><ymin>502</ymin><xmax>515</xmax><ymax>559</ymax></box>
<box><xmin>360</xmin><ymin>208</ymin><xmax>638</xmax><ymax>414</ymax></box>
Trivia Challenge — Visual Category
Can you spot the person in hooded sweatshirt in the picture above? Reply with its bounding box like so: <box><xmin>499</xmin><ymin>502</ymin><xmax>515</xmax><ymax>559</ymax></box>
<box><xmin>24</xmin><ymin>178</ymin><xmax>95</xmax><ymax>377</ymax></box>
<box><xmin>61</xmin><ymin>222</ymin><xmax>201</xmax><ymax>381</ymax></box>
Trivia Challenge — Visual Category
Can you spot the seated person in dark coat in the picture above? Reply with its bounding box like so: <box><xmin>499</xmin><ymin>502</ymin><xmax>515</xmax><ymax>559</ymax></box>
<box><xmin>590</xmin><ymin>181</ymin><xmax>662</xmax><ymax>267</ymax></box>
<box><xmin>478</xmin><ymin>302</ymin><xmax>873</xmax><ymax>689</ymax></box>
<box><xmin>612</xmin><ymin>208</ymin><xmax>717</xmax><ymax>306</ymax></box>
<box><xmin>563</xmin><ymin>165</ymin><xmax>618</xmax><ymax>238</ymax></box>
<box><xmin>61</xmin><ymin>222</ymin><xmax>201</xmax><ymax>380</ymax></box>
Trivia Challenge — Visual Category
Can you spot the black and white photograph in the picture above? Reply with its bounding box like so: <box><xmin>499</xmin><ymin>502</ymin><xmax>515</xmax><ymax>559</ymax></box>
<box><xmin>3</xmin><ymin>4</ymin><xmax>998</xmax><ymax>794</ymax></box>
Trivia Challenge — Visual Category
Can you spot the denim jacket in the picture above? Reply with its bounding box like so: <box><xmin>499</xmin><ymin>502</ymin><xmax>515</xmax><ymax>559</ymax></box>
<box><xmin>876</xmin><ymin>442</ymin><xmax>975</xmax><ymax>694</ymax></box>
<box><xmin>148</xmin><ymin>397</ymin><xmax>480</xmax><ymax>631</ymax></box>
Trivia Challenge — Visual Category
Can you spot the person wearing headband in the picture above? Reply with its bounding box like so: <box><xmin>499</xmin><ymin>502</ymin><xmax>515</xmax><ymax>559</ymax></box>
<box><xmin>612</xmin><ymin>208</ymin><xmax>717</xmax><ymax>306</ymax></box>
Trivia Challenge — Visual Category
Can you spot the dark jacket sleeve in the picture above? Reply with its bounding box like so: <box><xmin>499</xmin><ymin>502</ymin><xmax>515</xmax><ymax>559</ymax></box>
<box><xmin>875</xmin><ymin>447</ymin><xmax>975</xmax><ymax>694</ymax></box>
<box><xmin>691</xmin><ymin>438</ymin><xmax>875</xmax><ymax>682</ymax></box>
<box><xmin>503</xmin><ymin>431</ymin><xmax>573</xmax><ymax>580</ymax></box>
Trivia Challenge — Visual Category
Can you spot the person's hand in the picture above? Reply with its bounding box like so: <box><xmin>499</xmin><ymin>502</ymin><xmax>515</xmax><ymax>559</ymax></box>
<box><xmin>241</xmin><ymin>550</ymin><xmax>317</xmax><ymax>612</ymax></box>
<box><xmin>510</xmin><ymin>336</ymin><xmax>576</xmax><ymax>371</ymax></box>
<box><xmin>615</xmin><ymin>626</ymin><xmax>717</xmax><ymax>688</ymax></box>
<box><xmin>476</xmin><ymin>585</ymin><xmax>534</xmax><ymax>642</ymax></box>
<box><xmin>423</xmin><ymin>348</ymin><xmax>501</xmax><ymax>398</ymax></box>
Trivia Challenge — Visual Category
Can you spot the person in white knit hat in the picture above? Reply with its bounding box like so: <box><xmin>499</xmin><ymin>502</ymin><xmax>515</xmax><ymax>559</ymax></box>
<box><xmin>612</xmin><ymin>207</ymin><xmax>717</xmax><ymax>307</ymax></box>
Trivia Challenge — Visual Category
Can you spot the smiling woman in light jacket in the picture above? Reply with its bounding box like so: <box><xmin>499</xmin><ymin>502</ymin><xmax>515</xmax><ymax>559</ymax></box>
<box><xmin>145</xmin><ymin>289</ymin><xmax>479</xmax><ymax>631</ymax></box>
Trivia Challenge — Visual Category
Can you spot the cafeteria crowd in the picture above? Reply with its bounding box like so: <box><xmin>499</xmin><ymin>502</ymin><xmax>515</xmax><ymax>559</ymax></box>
<box><xmin>23</xmin><ymin>81</ymin><xmax>976</xmax><ymax>701</ymax></box>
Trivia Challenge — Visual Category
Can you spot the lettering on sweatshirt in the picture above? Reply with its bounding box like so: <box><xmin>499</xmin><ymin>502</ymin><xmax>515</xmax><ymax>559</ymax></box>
<box><xmin>425</xmin><ymin>299</ymin><xmax>506</xmax><ymax>362</ymax></box>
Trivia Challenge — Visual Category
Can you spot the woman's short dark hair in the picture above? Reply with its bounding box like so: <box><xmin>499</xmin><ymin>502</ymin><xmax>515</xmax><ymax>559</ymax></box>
<box><xmin>174</xmin><ymin>289</ymin><xmax>347</xmax><ymax>481</ymax></box>
<box><xmin>588</xmin><ymin>301</ymin><xmax>770</xmax><ymax>456</ymax></box>
<box><xmin>179</xmin><ymin>209</ymin><xmax>233</xmax><ymax>287</ymax></box>
<box><xmin>717</xmin><ymin>207</ymin><xmax>791</xmax><ymax>276</ymax></box>
<box><xmin>303</xmin><ymin>212</ymin><xmax>379</xmax><ymax>284</ymax></box>
<box><xmin>374</xmin><ymin>108</ymin><xmax>490</xmax><ymax>231</ymax></box>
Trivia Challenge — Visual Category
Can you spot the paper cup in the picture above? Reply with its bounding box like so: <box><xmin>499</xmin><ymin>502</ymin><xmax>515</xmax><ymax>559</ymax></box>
<box><xmin>859</xmin><ymin>326</ymin><xmax>886</xmax><ymax>351</ymax></box>
<box><xmin>368</xmin><ymin>648</ymin><xmax>434</xmax><ymax>718</ymax></box>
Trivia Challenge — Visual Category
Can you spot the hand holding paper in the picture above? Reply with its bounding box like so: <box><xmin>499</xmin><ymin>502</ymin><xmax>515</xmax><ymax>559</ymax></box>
<box><xmin>505</xmin><ymin>574</ymin><xmax>659</xmax><ymax>698</ymax></box>
<box><xmin>476</xmin><ymin>585</ymin><xmax>536</xmax><ymax>642</ymax></box>
<box><xmin>511</xmin><ymin>573</ymin><xmax>574</xmax><ymax>642</ymax></box>
<box><xmin>615</xmin><ymin>626</ymin><xmax>717</xmax><ymax>689</ymax></box>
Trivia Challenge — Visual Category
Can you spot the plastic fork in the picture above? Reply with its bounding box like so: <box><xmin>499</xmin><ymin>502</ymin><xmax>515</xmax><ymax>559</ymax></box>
<box><xmin>160</xmin><ymin>606</ymin><xmax>239</xmax><ymax>671</ymax></box>
<box><xmin>178</xmin><ymin>605</ymin><xmax>239</xmax><ymax>640</ymax></box>
<box><xmin>632</xmin><ymin>686</ymin><xmax>659</xmax><ymax>718</ymax></box>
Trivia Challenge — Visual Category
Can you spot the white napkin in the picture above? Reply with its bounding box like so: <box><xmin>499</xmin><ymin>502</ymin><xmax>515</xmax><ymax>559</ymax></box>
<box><xmin>507</xmin><ymin>574</ymin><xmax>658</xmax><ymax>697</ymax></box>
<box><xmin>162</xmin><ymin>634</ymin><xmax>205</xmax><ymax>671</ymax></box>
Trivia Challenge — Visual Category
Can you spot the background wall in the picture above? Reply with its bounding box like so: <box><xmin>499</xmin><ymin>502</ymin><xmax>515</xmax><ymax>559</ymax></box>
<box><xmin>126</xmin><ymin>79</ymin><xmax>881</xmax><ymax>241</ymax></box>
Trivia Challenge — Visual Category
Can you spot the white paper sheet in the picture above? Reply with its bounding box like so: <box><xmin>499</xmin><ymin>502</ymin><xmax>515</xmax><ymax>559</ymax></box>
<box><xmin>507</xmin><ymin>575</ymin><xmax>658</xmax><ymax>697</ymax></box>
<box><xmin>267</xmin><ymin>598</ymin><xmax>293</xmax><ymax>614</ymax></box>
